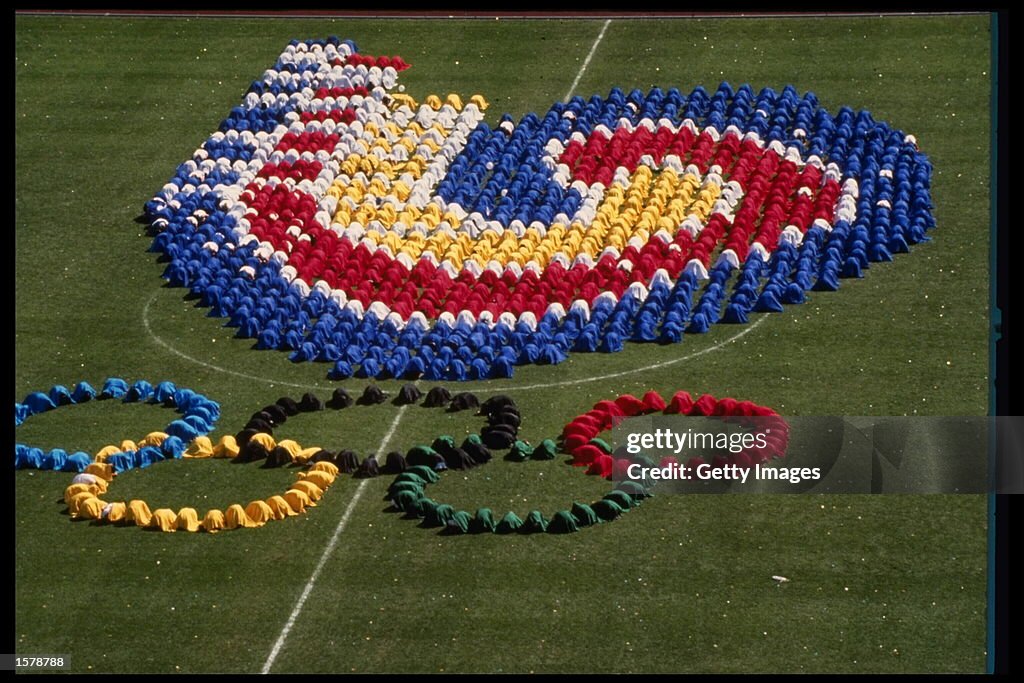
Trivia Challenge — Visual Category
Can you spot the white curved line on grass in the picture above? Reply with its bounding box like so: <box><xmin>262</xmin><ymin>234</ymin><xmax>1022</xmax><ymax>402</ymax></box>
<box><xmin>144</xmin><ymin>292</ymin><xmax>770</xmax><ymax>394</ymax></box>
<box><xmin>500</xmin><ymin>315</ymin><xmax>768</xmax><ymax>393</ymax></box>
<box><xmin>144</xmin><ymin>291</ymin><xmax>770</xmax><ymax>394</ymax></box>
<box><xmin>142</xmin><ymin>292</ymin><xmax>332</xmax><ymax>390</ymax></box>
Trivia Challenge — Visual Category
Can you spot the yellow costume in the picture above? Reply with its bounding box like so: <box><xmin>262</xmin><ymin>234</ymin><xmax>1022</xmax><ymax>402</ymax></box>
<box><xmin>126</xmin><ymin>500</ymin><xmax>153</xmax><ymax>527</ymax></box>
<box><xmin>150</xmin><ymin>508</ymin><xmax>178</xmax><ymax>532</ymax></box>
<box><xmin>202</xmin><ymin>509</ymin><xmax>226</xmax><ymax>533</ymax></box>
<box><xmin>266</xmin><ymin>495</ymin><xmax>298</xmax><ymax>520</ymax></box>
<box><xmin>184</xmin><ymin>436</ymin><xmax>214</xmax><ymax>458</ymax></box>
<box><xmin>176</xmin><ymin>507</ymin><xmax>201</xmax><ymax>532</ymax></box>
<box><xmin>283</xmin><ymin>489</ymin><xmax>313</xmax><ymax>513</ymax></box>
<box><xmin>245</xmin><ymin>500</ymin><xmax>275</xmax><ymax>526</ymax></box>
<box><xmin>224</xmin><ymin>504</ymin><xmax>258</xmax><ymax>529</ymax></box>
<box><xmin>138</xmin><ymin>432</ymin><xmax>168</xmax><ymax>448</ymax></box>
<box><xmin>292</xmin><ymin>479</ymin><xmax>324</xmax><ymax>502</ymax></box>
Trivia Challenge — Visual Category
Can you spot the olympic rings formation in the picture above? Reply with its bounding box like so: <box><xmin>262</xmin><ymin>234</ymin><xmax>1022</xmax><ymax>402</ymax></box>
<box><xmin>18</xmin><ymin>381</ymin><xmax>786</xmax><ymax>535</ymax></box>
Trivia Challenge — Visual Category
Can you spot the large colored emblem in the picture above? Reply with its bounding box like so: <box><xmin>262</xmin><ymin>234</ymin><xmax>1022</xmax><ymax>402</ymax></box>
<box><xmin>146</xmin><ymin>37</ymin><xmax>934</xmax><ymax>381</ymax></box>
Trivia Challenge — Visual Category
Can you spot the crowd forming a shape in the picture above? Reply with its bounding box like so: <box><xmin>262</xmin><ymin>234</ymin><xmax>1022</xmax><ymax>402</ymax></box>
<box><xmin>144</xmin><ymin>37</ymin><xmax>934</xmax><ymax>381</ymax></box>
<box><xmin>15</xmin><ymin>37</ymin><xmax>936</xmax><ymax>534</ymax></box>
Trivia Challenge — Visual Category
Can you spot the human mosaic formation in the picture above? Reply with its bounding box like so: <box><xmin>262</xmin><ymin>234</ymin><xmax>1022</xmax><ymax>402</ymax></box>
<box><xmin>17</xmin><ymin>378</ymin><xmax>591</xmax><ymax>533</ymax></box>
<box><xmin>144</xmin><ymin>37</ymin><xmax>935</xmax><ymax>382</ymax></box>
<box><xmin>559</xmin><ymin>390</ymin><xmax>789</xmax><ymax>479</ymax></box>
<box><xmin>16</xmin><ymin>378</ymin><xmax>788</xmax><ymax>535</ymax></box>
<box><xmin>18</xmin><ymin>36</ymin><xmax>925</xmax><ymax>535</ymax></box>
<box><xmin>15</xmin><ymin>378</ymin><xmax>220</xmax><ymax>472</ymax></box>
<box><xmin>384</xmin><ymin>392</ymin><xmax>651</xmax><ymax>535</ymax></box>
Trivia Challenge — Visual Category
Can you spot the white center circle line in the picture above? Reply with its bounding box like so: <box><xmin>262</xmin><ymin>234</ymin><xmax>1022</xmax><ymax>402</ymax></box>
<box><xmin>143</xmin><ymin>291</ymin><xmax>771</xmax><ymax>394</ymax></box>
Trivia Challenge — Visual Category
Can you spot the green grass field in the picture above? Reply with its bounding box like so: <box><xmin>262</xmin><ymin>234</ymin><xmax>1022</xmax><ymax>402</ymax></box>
<box><xmin>15</xmin><ymin>14</ymin><xmax>992</xmax><ymax>673</ymax></box>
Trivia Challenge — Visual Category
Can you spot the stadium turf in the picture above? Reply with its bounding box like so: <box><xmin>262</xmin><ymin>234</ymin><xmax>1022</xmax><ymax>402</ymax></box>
<box><xmin>15</xmin><ymin>14</ymin><xmax>991</xmax><ymax>673</ymax></box>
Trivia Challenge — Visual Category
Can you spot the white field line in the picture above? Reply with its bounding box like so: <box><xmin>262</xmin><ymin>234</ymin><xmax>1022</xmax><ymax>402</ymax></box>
<box><xmin>142</xmin><ymin>293</ymin><xmax>330</xmax><ymax>391</ymax></box>
<box><xmin>144</xmin><ymin>291</ymin><xmax>771</xmax><ymax>394</ymax></box>
<box><xmin>259</xmin><ymin>404</ymin><xmax>409</xmax><ymax>674</ymax></box>
<box><xmin>563</xmin><ymin>19</ymin><xmax>612</xmax><ymax>103</ymax></box>
<box><xmin>501</xmin><ymin>315</ymin><xmax>768</xmax><ymax>393</ymax></box>
<box><xmin>256</xmin><ymin>29</ymin><xmax>619</xmax><ymax>672</ymax></box>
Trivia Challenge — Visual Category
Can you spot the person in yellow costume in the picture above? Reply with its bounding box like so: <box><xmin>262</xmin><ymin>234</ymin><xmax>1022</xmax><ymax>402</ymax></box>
<box><xmin>427</xmin><ymin>230</ymin><xmax>453</xmax><ymax>253</ymax></box>
<box><xmin>105</xmin><ymin>501</ymin><xmax>127</xmax><ymax>524</ymax></box>
<box><xmin>606</xmin><ymin>231</ymin><xmax>627</xmax><ymax>252</ymax></box>
<box><xmin>249</xmin><ymin>432</ymin><xmax>276</xmax><ymax>451</ymax></box>
<box><xmin>389</xmin><ymin>92</ymin><xmax>417</xmax><ymax>110</ymax></box>
<box><xmin>664</xmin><ymin>199</ymin><xmax>686</xmax><ymax>224</ymax></box>
<box><xmin>283</xmin><ymin>489</ymin><xmax>313</xmax><ymax>513</ymax></box>
<box><xmin>67</xmin><ymin>490</ymin><xmax>98</xmax><ymax>517</ymax></box>
<box><xmin>297</xmin><ymin>470</ymin><xmax>335</xmax><ymax>490</ymax></box>
<box><xmin>676</xmin><ymin>177</ymin><xmax>698</xmax><ymax>203</ymax></box>
<box><xmin>367</xmin><ymin>176</ymin><xmax>389</xmax><ymax>196</ymax></box>
<box><xmin>340</xmin><ymin>154</ymin><xmax>361</xmax><ymax>177</ymax></box>
<box><xmin>400</xmin><ymin>227</ymin><xmax>427</xmax><ymax>245</ymax></box>
<box><xmin>64</xmin><ymin>483</ymin><xmax>99</xmax><ymax>505</ymax></box>
<box><xmin>376</xmin><ymin>203</ymin><xmax>398</xmax><ymax>228</ymax></box>
<box><xmin>696</xmin><ymin>186</ymin><xmax>719</xmax><ymax>208</ymax></box>
<box><xmin>326</xmin><ymin>183</ymin><xmax>345</xmax><ymax>200</ymax></box>
<box><xmin>333</xmin><ymin>205</ymin><xmax>353</xmax><ymax>227</ymax></box>
<box><xmin>138</xmin><ymin>432</ymin><xmax>168</xmax><ymax>448</ymax></box>
<box><xmin>445</xmin><ymin>93</ymin><xmax>464</xmax><ymax>110</ymax></box>
<box><xmin>310</xmin><ymin>461</ymin><xmax>340</xmax><ymax>477</ymax></box>
<box><xmin>604</xmin><ymin>184</ymin><xmax>626</xmax><ymax>202</ymax></box>
<box><xmin>224</xmin><ymin>504</ymin><xmax>259</xmax><ymax>529</ymax></box>
<box><xmin>625</xmin><ymin>191</ymin><xmax>646</xmax><ymax>215</ymax></box>
<box><xmin>176</xmin><ymin>508</ymin><xmax>201</xmax><ymax>532</ymax></box>
<box><xmin>64</xmin><ymin>491</ymin><xmax>95</xmax><ymax>518</ymax></box>
<box><xmin>375</xmin><ymin>221</ymin><xmax>403</xmax><ymax>246</ymax></box>
<box><xmin>75</xmin><ymin>496</ymin><xmax>107</xmax><ymax>521</ymax></box>
<box><xmin>185</xmin><ymin>435</ymin><xmax>214</xmax><ymax>458</ymax></box>
<box><xmin>359</xmin><ymin>156</ymin><xmax>378</xmax><ymax>176</ymax></box>
<box><xmin>420</xmin><ymin>201</ymin><xmax>442</xmax><ymax>224</ymax></box>
<box><xmin>292</xmin><ymin>479</ymin><xmax>324</xmax><ymax>502</ymax></box>
<box><xmin>636</xmin><ymin>211</ymin><xmax>658</xmax><ymax>234</ymax></box>
<box><xmin>93</xmin><ymin>445</ymin><xmax>122</xmax><ymax>462</ymax></box>
<box><xmin>591</xmin><ymin>211</ymin><xmax>612</xmax><ymax>233</ymax></box>
<box><xmin>150</xmin><ymin>508</ymin><xmax>178</xmax><ymax>532</ymax></box>
<box><xmin>266</xmin><ymin>495</ymin><xmax>298</xmax><ymax>520</ymax></box>
<box><xmin>126</xmin><ymin>499</ymin><xmax>153</xmax><ymax>527</ymax></box>
<box><xmin>292</xmin><ymin>447</ymin><xmax>322</xmax><ymax>466</ymax></box>
<box><xmin>202</xmin><ymin>509</ymin><xmax>226</xmax><ymax>533</ymax></box>
<box><xmin>274</xmin><ymin>439</ymin><xmax>302</xmax><ymax>460</ymax></box>
<box><xmin>212</xmin><ymin>435</ymin><xmax>239</xmax><ymax>459</ymax></box>
<box><xmin>86</xmin><ymin>458</ymin><xmax>115</xmax><ymax>481</ymax></box>
<box><xmin>406</xmin><ymin>153</ymin><xmax>428</xmax><ymax>176</ymax></box>
<box><xmin>245</xmin><ymin>500</ymin><xmax>275</xmax><ymax>526</ymax></box>
<box><xmin>391</xmin><ymin>179</ymin><xmax>412</xmax><ymax>203</ymax></box>
<box><xmin>353</xmin><ymin>205</ymin><xmax>376</xmax><ymax>225</ymax></box>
